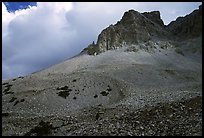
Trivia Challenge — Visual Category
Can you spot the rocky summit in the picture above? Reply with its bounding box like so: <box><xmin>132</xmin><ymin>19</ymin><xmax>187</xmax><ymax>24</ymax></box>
<box><xmin>2</xmin><ymin>5</ymin><xmax>202</xmax><ymax>136</ymax></box>
<box><xmin>83</xmin><ymin>5</ymin><xmax>202</xmax><ymax>55</ymax></box>
<box><xmin>83</xmin><ymin>9</ymin><xmax>169</xmax><ymax>54</ymax></box>
<box><xmin>167</xmin><ymin>4</ymin><xmax>202</xmax><ymax>40</ymax></box>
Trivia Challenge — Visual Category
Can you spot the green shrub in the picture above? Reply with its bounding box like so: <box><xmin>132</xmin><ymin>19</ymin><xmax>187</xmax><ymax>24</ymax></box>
<box><xmin>191</xmin><ymin>46</ymin><xmax>197</xmax><ymax>53</ymax></box>
<box><xmin>94</xmin><ymin>94</ymin><xmax>98</xmax><ymax>98</ymax></box>
<box><xmin>2</xmin><ymin>113</ymin><xmax>9</xmax><ymax>117</ymax></box>
<box><xmin>9</xmin><ymin>97</ymin><xmax>17</xmax><ymax>103</ymax></box>
<box><xmin>100</xmin><ymin>91</ymin><xmax>109</xmax><ymax>96</ymax></box>
<box><xmin>164</xmin><ymin>69</ymin><xmax>176</xmax><ymax>75</ymax></box>
<box><xmin>87</xmin><ymin>44</ymin><xmax>100</xmax><ymax>55</ymax></box>
<box><xmin>25</xmin><ymin>121</ymin><xmax>53</xmax><ymax>136</ymax></box>
<box><xmin>125</xmin><ymin>46</ymin><xmax>139</xmax><ymax>52</ymax></box>
<box><xmin>57</xmin><ymin>90</ymin><xmax>72</xmax><ymax>99</ymax></box>
<box><xmin>56</xmin><ymin>86</ymin><xmax>69</xmax><ymax>90</ymax></box>
<box><xmin>175</xmin><ymin>48</ymin><xmax>184</xmax><ymax>56</ymax></box>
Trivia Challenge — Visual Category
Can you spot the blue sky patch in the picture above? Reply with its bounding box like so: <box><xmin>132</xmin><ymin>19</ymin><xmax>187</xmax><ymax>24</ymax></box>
<box><xmin>3</xmin><ymin>2</ymin><xmax>37</xmax><ymax>12</ymax></box>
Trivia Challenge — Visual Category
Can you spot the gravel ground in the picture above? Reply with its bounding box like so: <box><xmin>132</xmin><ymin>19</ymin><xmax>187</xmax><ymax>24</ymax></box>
<box><xmin>2</xmin><ymin>95</ymin><xmax>202</xmax><ymax>136</ymax></box>
<box><xmin>2</xmin><ymin>42</ymin><xmax>202</xmax><ymax>136</ymax></box>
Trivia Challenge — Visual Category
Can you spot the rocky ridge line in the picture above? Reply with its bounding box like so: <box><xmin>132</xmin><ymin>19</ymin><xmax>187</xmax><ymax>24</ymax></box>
<box><xmin>82</xmin><ymin>5</ymin><xmax>202</xmax><ymax>55</ymax></box>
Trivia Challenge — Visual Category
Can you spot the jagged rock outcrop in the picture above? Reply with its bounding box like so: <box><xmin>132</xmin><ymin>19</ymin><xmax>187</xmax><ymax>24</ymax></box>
<box><xmin>81</xmin><ymin>41</ymin><xmax>99</xmax><ymax>55</ymax></box>
<box><xmin>83</xmin><ymin>5</ymin><xmax>202</xmax><ymax>55</ymax></box>
<box><xmin>96</xmin><ymin>10</ymin><xmax>167</xmax><ymax>52</ymax></box>
<box><xmin>84</xmin><ymin>9</ymin><xmax>169</xmax><ymax>55</ymax></box>
<box><xmin>167</xmin><ymin>4</ymin><xmax>202</xmax><ymax>39</ymax></box>
<box><xmin>142</xmin><ymin>11</ymin><xmax>165</xmax><ymax>27</ymax></box>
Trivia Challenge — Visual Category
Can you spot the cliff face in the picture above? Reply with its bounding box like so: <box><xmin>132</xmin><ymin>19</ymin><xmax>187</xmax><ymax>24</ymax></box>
<box><xmin>83</xmin><ymin>5</ymin><xmax>202</xmax><ymax>55</ymax></box>
<box><xmin>167</xmin><ymin>5</ymin><xmax>202</xmax><ymax>39</ymax></box>
<box><xmin>142</xmin><ymin>11</ymin><xmax>165</xmax><ymax>27</ymax></box>
<box><xmin>96</xmin><ymin>10</ymin><xmax>167</xmax><ymax>53</ymax></box>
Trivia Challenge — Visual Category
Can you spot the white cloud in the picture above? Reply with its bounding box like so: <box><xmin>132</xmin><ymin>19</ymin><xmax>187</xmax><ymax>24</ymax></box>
<box><xmin>2</xmin><ymin>2</ymin><xmax>75</xmax><ymax>79</ymax></box>
<box><xmin>2</xmin><ymin>2</ymin><xmax>201</xmax><ymax>80</ymax></box>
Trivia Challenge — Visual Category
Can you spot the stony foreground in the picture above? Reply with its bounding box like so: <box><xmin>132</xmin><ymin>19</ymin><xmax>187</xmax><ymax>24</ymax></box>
<box><xmin>2</xmin><ymin>95</ymin><xmax>202</xmax><ymax>136</ymax></box>
<box><xmin>2</xmin><ymin>5</ymin><xmax>202</xmax><ymax>136</ymax></box>
<box><xmin>2</xmin><ymin>47</ymin><xmax>202</xmax><ymax>136</ymax></box>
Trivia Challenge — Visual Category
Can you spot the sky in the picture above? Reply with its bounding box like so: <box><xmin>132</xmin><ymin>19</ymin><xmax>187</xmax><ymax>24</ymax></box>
<box><xmin>2</xmin><ymin>2</ymin><xmax>202</xmax><ymax>80</ymax></box>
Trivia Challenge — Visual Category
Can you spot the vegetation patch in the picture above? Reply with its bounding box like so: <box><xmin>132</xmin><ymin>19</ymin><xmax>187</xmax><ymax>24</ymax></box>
<box><xmin>73</xmin><ymin>97</ymin><xmax>77</xmax><ymax>100</ymax></box>
<box><xmin>13</xmin><ymin>98</ymin><xmax>25</xmax><ymax>106</ymax></box>
<box><xmin>121</xmin><ymin>96</ymin><xmax>202</xmax><ymax>136</ymax></box>
<box><xmin>164</xmin><ymin>69</ymin><xmax>176</xmax><ymax>75</ymax></box>
<box><xmin>56</xmin><ymin>85</ymin><xmax>72</xmax><ymax>99</ymax></box>
<box><xmin>175</xmin><ymin>47</ymin><xmax>184</xmax><ymax>56</ymax></box>
<box><xmin>94</xmin><ymin>94</ymin><xmax>98</xmax><ymax>98</ymax></box>
<box><xmin>125</xmin><ymin>46</ymin><xmax>139</xmax><ymax>52</ymax></box>
<box><xmin>2</xmin><ymin>113</ymin><xmax>9</xmax><ymax>117</ymax></box>
<box><xmin>184</xmin><ymin>76</ymin><xmax>195</xmax><ymax>81</ymax></box>
<box><xmin>191</xmin><ymin>46</ymin><xmax>197</xmax><ymax>53</ymax></box>
<box><xmin>190</xmin><ymin>84</ymin><xmax>202</xmax><ymax>91</ymax></box>
<box><xmin>13</xmin><ymin>100</ymin><xmax>20</xmax><ymax>106</ymax></box>
<box><xmin>181</xmin><ymin>96</ymin><xmax>201</xmax><ymax>109</ymax></box>
<box><xmin>95</xmin><ymin>105</ymin><xmax>106</xmax><ymax>120</ymax></box>
<box><xmin>4</xmin><ymin>91</ymin><xmax>14</xmax><ymax>95</ymax></box>
<box><xmin>25</xmin><ymin>121</ymin><xmax>54</xmax><ymax>136</ymax></box>
<box><xmin>3</xmin><ymin>84</ymin><xmax>13</xmax><ymax>93</ymax></box>
<box><xmin>107</xmin><ymin>85</ymin><xmax>112</xmax><ymax>91</ymax></box>
<box><xmin>2</xmin><ymin>82</ymin><xmax>9</xmax><ymax>86</ymax></box>
<box><xmin>20</xmin><ymin>99</ymin><xmax>25</xmax><ymax>102</ymax></box>
<box><xmin>9</xmin><ymin>97</ymin><xmax>17</xmax><ymax>103</ymax></box>
<box><xmin>12</xmin><ymin>78</ymin><xmax>17</xmax><ymax>81</ymax></box>
<box><xmin>85</xmin><ymin>42</ymin><xmax>100</xmax><ymax>55</ymax></box>
<box><xmin>100</xmin><ymin>91</ymin><xmax>109</xmax><ymax>96</ymax></box>
<box><xmin>3</xmin><ymin>83</ymin><xmax>14</xmax><ymax>95</ymax></box>
<box><xmin>56</xmin><ymin>86</ymin><xmax>69</xmax><ymax>91</ymax></box>
<box><xmin>160</xmin><ymin>45</ymin><xmax>165</xmax><ymax>49</ymax></box>
<box><xmin>57</xmin><ymin>90</ymin><xmax>71</xmax><ymax>99</ymax></box>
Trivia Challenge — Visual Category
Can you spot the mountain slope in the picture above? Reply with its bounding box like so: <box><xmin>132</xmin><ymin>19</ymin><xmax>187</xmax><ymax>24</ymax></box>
<box><xmin>167</xmin><ymin>5</ymin><xmax>202</xmax><ymax>40</ymax></box>
<box><xmin>2</xmin><ymin>5</ymin><xmax>202</xmax><ymax>136</ymax></box>
<box><xmin>83</xmin><ymin>9</ymin><xmax>170</xmax><ymax>55</ymax></box>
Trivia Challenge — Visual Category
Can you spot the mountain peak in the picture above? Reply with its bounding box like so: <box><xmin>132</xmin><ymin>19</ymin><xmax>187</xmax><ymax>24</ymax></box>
<box><xmin>142</xmin><ymin>11</ymin><xmax>164</xmax><ymax>27</ymax></box>
<box><xmin>119</xmin><ymin>9</ymin><xmax>142</xmax><ymax>26</ymax></box>
<box><xmin>83</xmin><ymin>9</ymin><xmax>168</xmax><ymax>55</ymax></box>
<box><xmin>167</xmin><ymin>4</ymin><xmax>202</xmax><ymax>39</ymax></box>
<box><xmin>120</xmin><ymin>10</ymin><xmax>164</xmax><ymax>27</ymax></box>
<box><xmin>199</xmin><ymin>4</ymin><xmax>202</xmax><ymax>10</ymax></box>
<box><xmin>83</xmin><ymin>5</ymin><xmax>201</xmax><ymax>55</ymax></box>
